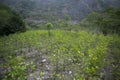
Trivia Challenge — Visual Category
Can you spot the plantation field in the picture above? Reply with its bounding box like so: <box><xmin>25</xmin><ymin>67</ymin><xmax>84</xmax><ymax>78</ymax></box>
<box><xmin>0</xmin><ymin>30</ymin><xmax>120</xmax><ymax>80</ymax></box>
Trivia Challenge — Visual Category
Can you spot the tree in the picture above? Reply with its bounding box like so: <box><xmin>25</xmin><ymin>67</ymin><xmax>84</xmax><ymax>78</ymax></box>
<box><xmin>103</xmin><ymin>7</ymin><xmax>120</xmax><ymax>35</ymax></box>
<box><xmin>0</xmin><ymin>3</ymin><xmax>26</xmax><ymax>36</ymax></box>
<box><xmin>86</xmin><ymin>7</ymin><xmax>120</xmax><ymax>35</ymax></box>
<box><xmin>45</xmin><ymin>22</ymin><xmax>53</xmax><ymax>36</ymax></box>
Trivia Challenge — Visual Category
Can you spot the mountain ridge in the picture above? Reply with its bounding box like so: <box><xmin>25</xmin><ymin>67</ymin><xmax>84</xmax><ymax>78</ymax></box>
<box><xmin>1</xmin><ymin>0</ymin><xmax>120</xmax><ymax>23</ymax></box>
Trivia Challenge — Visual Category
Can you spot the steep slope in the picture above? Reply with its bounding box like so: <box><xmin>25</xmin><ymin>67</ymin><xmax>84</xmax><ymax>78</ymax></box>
<box><xmin>0</xmin><ymin>0</ymin><xmax>120</xmax><ymax>24</ymax></box>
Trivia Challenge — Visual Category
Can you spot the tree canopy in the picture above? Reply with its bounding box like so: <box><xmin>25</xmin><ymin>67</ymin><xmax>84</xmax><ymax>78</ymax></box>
<box><xmin>86</xmin><ymin>7</ymin><xmax>120</xmax><ymax>35</ymax></box>
<box><xmin>0</xmin><ymin>3</ymin><xmax>26</xmax><ymax>36</ymax></box>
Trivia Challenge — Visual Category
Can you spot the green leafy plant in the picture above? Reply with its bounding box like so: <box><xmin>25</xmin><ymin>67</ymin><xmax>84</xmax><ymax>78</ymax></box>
<box><xmin>0</xmin><ymin>30</ymin><xmax>120</xmax><ymax>80</ymax></box>
<box><xmin>45</xmin><ymin>22</ymin><xmax>53</xmax><ymax>36</ymax></box>
<box><xmin>1</xmin><ymin>56</ymin><xmax>35</xmax><ymax>80</ymax></box>
<box><xmin>0</xmin><ymin>3</ymin><xmax>26</xmax><ymax>36</ymax></box>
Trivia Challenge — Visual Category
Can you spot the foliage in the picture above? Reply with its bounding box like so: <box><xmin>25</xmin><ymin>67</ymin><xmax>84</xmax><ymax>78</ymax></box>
<box><xmin>0</xmin><ymin>30</ymin><xmax>119</xmax><ymax>79</ymax></box>
<box><xmin>86</xmin><ymin>7</ymin><xmax>120</xmax><ymax>35</ymax></box>
<box><xmin>1</xmin><ymin>0</ymin><xmax>120</xmax><ymax>22</ymax></box>
<box><xmin>0</xmin><ymin>3</ymin><xmax>26</xmax><ymax>36</ymax></box>
<box><xmin>1</xmin><ymin>56</ymin><xmax>35</xmax><ymax>80</ymax></box>
<box><xmin>108</xmin><ymin>35</ymin><xmax>120</xmax><ymax>80</ymax></box>
<box><xmin>46</xmin><ymin>22</ymin><xmax>53</xmax><ymax>36</ymax></box>
<box><xmin>45</xmin><ymin>22</ymin><xmax>53</xmax><ymax>29</ymax></box>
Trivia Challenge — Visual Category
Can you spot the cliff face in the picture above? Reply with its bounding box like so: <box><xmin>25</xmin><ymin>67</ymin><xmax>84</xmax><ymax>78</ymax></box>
<box><xmin>1</xmin><ymin>0</ymin><xmax>120</xmax><ymax>20</ymax></box>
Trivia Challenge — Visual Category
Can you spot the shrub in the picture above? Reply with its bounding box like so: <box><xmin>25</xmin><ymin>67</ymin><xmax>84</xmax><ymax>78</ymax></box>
<box><xmin>45</xmin><ymin>22</ymin><xmax>53</xmax><ymax>36</ymax></box>
<box><xmin>1</xmin><ymin>56</ymin><xmax>35</xmax><ymax>80</ymax></box>
<box><xmin>86</xmin><ymin>7</ymin><xmax>120</xmax><ymax>35</ymax></box>
<box><xmin>0</xmin><ymin>3</ymin><xmax>26</xmax><ymax>36</ymax></box>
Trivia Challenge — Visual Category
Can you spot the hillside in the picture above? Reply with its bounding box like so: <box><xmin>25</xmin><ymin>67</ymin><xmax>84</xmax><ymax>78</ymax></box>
<box><xmin>0</xmin><ymin>1</ymin><xmax>120</xmax><ymax>80</ymax></box>
<box><xmin>0</xmin><ymin>30</ymin><xmax>120</xmax><ymax>80</ymax></box>
<box><xmin>1</xmin><ymin>0</ymin><xmax>120</xmax><ymax>24</ymax></box>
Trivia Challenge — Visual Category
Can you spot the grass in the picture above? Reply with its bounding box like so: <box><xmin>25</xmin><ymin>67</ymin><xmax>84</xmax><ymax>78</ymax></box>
<box><xmin>0</xmin><ymin>30</ymin><xmax>120</xmax><ymax>80</ymax></box>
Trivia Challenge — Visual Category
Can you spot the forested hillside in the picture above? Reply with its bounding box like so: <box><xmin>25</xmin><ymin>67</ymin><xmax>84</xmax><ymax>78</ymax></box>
<box><xmin>1</xmin><ymin>0</ymin><xmax>120</xmax><ymax>23</ymax></box>
<box><xmin>0</xmin><ymin>0</ymin><xmax>120</xmax><ymax>80</ymax></box>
